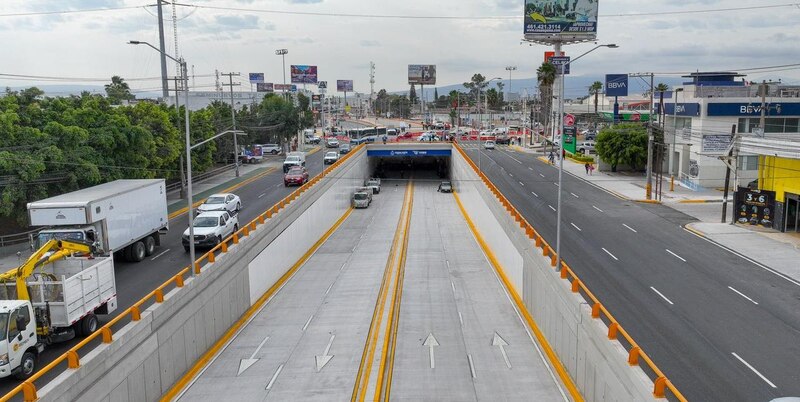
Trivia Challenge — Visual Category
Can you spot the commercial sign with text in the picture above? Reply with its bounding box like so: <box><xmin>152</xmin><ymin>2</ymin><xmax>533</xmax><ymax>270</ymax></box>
<box><xmin>735</xmin><ymin>187</ymin><xmax>775</xmax><ymax>227</ymax></box>
<box><xmin>701</xmin><ymin>134</ymin><xmax>731</xmax><ymax>154</ymax></box>
<box><xmin>706</xmin><ymin>102</ymin><xmax>800</xmax><ymax>116</ymax></box>
<box><xmin>256</xmin><ymin>83</ymin><xmax>274</xmax><ymax>92</ymax></box>
<box><xmin>248</xmin><ymin>73</ymin><xmax>264</xmax><ymax>83</ymax></box>
<box><xmin>605</xmin><ymin>74</ymin><xmax>628</xmax><ymax>97</ymax></box>
<box><xmin>524</xmin><ymin>0</ymin><xmax>598</xmax><ymax>37</ymax></box>
<box><xmin>408</xmin><ymin>65</ymin><xmax>437</xmax><ymax>85</ymax></box>
<box><xmin>290</xmin><ymin>65</ymin><xmax>318</xmax><ymax>84</ymax></box>
<box><xmin>549</xmin><ymin>56</ymin><xmax>571</xmax><ymax>75</ymax></box>
<box><xmin>656</xmin><ymin>103</ymin><xmax>701</xmax><ymax>117</ymax></box>
<box><xmin>337</xmin><ymin>80</ymin><xmax>354</xmax><ymax>92</ymax></box>
<box><xmin>274</xmin><ymin>84</ymin><xmax>297</xmax><ymax>92</ymax></box>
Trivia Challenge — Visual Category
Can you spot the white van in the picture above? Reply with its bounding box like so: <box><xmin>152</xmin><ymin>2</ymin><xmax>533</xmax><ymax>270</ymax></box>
<box><xmin>283</xmin><ymin>152</ymin><xmax>306</xmax><ymax>172</ymax></box>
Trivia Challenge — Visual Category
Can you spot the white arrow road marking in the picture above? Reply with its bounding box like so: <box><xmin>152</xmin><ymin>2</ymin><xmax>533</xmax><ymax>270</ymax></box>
<box><xmin>424</xmin><ymin>333</ymin><xmax>439</xmax><ymax>369</ymax></box>
<box><xmin>238</xmin><ymin>335</ymin><xmax>269</xmax><ymax>376</ymax></box>
<box><xmin>492</xmin><ymin>332</ymin><xmax>512</xmax><ymax>369</ymax></box>
<box><xmin>315</xmin><ymin>334</ymin><xmax>336</xmax><ymax>372</ymax></box>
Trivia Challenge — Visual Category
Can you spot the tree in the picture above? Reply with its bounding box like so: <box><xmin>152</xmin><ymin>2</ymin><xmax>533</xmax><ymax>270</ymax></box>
<box><xmin>434</xmin><ymin>88</ymin><xmax>439</xmax><ymax>103</ymax></box>
<box><xmin>536</xmin><ymin>62</ymin><xmax>556</xmax><ymax>143</ymax></box>
<box><xmin>589</xmin><ymin>81</ymin><xmax>603</xmax><ymax>115</ymax></box>
<box><xmin>496</xmin><ymin>82</ymin><xmax>505</xmax><ymax>106</ymax></box>
<box><xmin>655</xmin><ymin>83</ymin><xmax>669</xmax><ymax>126</ymax></box>
<box><xmin>486</xmin><ymin>88</ymin><xmax>500</xmax><ymax>109</ymax></box>
<box><xmin>463</xmin><ymin>74</ymin><xmax>487</xmax><ymax>108</ymax></box>
<box><xmin>104</xmin><ymin>76</ymin><xmax>134</xmax><ymax>104</ymax></box>
<box><xmin>595</xmin><ymin>123</ymin><xmax>648</xmax><ymax>172</ymax></box>
<box><xmin>409</xmin><ymin>85</ymin><xmax>417</xmax><ymax>104</ymax></box>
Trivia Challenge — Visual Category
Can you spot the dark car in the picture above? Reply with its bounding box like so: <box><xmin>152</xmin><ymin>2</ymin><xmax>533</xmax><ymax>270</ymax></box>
<box><xmin>437</xmin><ymin>181</ymin><xmax>453</xmax><ymax>193</ymax></box>
<box><xmin>339</xmin><ymin>143</ymin><xmax>351</xmax><ymax>154</ymax></box>
<box><xmin>284</xmin><ymin>166</ymin><xmax>309</xmax><ymax>186</ymax></box>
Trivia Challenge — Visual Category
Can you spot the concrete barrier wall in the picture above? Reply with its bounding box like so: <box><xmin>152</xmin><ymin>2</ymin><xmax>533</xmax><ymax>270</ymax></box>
<box><xmin>451</xmin><ymin>149</ymin><xmax>655</xmax><ymax>401</ymax></box>
<box><xmin>39</xmin><ymin>149</ymin><xmax>369</xmax><ymax>402</ymax></box>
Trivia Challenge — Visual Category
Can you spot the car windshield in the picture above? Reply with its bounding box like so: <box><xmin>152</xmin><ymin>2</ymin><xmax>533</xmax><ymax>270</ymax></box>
<box><xmin>354</xmin><ymin>193</ymin><xmax>368</xmax><ymax>200</ymax></box>
<box><xmin>442</xmin><ymin>182</ymin><xmax>451</xmax><ymax>187</ymax></box>
<box><xmin>368</xmin><ymin>180</ymin><xmax>379</xmax><ymax>185</ymax></box>
<box><xmin>326</xmin><ymin>153</ymin><xmax>337</xmax><ymax>157</ymax></box>
<box><xmin>286</xmin><ymin>156</ymin><xmax>299</xmax><ymax>161</ymax></box>
<box><xmin>205</xmin><ymin>196</ymin><xmax>225</xmax><ymax>204</ymax></box>
<box><xmin>194</xmin><ymin>216</ymin><xmax>220</xmax><ymax>227</ymax></box>
<box><xmin>288</xmin><ymin>168</ymin><xmax>303</xmax><ymax>174</ymax></box>
<box><xmin>37</xmin><ymin>231</ymin><xmax>85</xmax><ymax>248</ymax></box>
<box><xmin>0</xmin><ymin>313</ymin><xmax>7</xmax><ymax>341</ymax></box>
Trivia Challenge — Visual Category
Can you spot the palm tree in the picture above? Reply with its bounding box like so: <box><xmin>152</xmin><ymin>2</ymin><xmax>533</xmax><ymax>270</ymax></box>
<box><xmin>104</xmin><ymin>75</ymin><xmax>134</xmax><ymax>104</ymax></box>
<box><xmin>655</xmin><ymin>83</ymin><xmax>669</xmax><ymax>127</ymax></box>
<box><xmin>589</xmin><ymin>81</ymin><xmax>603</xmax><ymax>115</ymax></box>
<box><xmin>536</xmin><ymin>62</ymin><xmax>556</xmax><ymax>145</ymax></box>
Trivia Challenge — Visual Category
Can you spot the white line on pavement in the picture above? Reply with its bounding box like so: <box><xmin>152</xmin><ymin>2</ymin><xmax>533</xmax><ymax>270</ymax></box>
<box><xmin>623</xmin><ymin>224</ymin><xmax>637</xmax><ymax>233</ymax></box>
<box><xmin>539</xmin><ymin>173</ymin><xmax>545</xmax><ymax>178</ymax></box>
<box><xmin>451</xmin><ymin>281</ymin><xmax>456</xmax><ymax>293</ymax></box>
<box><xmin>265</xmin><ymin>364</ymin><xmax>284</xmax><ymax>389</ymax></box>
<box><xmin>340</xmin><ymin>263</ymin><xmax>346</xmax><ymax>271</ymax></box>
<box><xmin>728</xmin><ymin>286</ymin><xmax>759</xmax><ymax>305</ymax></box>
<box><xmin>650</xmin><ymin>286</ymin><xmax>675</xmax><ymax>305</ymax></box>
<box><xmin>458</xmin><ymin>311</ymin><xmax>464</xmax><ymax>326</ymax></box>
<box><xmin>554</xmin><ymin>182</ymin><xmax>559</xmax><ymax>187</ymax></box>
<box><xmin>570</xmin><ymin>192</ymin><xmax>579</xmax><ymax>198</ymax></box>
<box><xmin>302</xmin><ymin>315</ymin><xmax>313</xmax><ymax>331</ymax></box>
<box><xmin>509</xmin><ymin>173</ymin><xmax>514</xmax><ymax>177</ymax></box>
<box><xmin>602</xmin><ymin>248</ymin><xmax>619</xmax><ymax>261</ymax></box>
<box><xmin>258</xmin><ymin>193</ymin><xmax>266</xmax><ymax>198</ymax></box>
<box><xmin>467</xmin><ymin>354</ymin><xmax>477</xmax><ymax>378</ymax></box>
<box><xmin>570</xmin><ymin>222</ymin><xmax>582</xmax><ymax>231</ymax></box>
<box><xmin>325</xmin><ymin>283</ymin><xmax>334</xmax><ymax>295</ymax></box>
<box><xmin>666</xmin><ymin>249</ymin><xmax>687</xmax><ymax>262</ymax></box>
<box><xmin>731</xmin><ymin>352</ymin><xmax>777</xmax><ymax>388</ymax></box>
<box><xmin>531</xmin><ymin>191</ymin><xmax>539</xmax><ymax>197</ymax></box>
<box><xmin>548</xmin><ymin>205</ymin><xmax>556</xmax><ymax>212</ymax></box>
<box><xmin>150</xmin><ymin>248</ymin><xmax>171</xmax><ymax>261</ymax></box>
<box><xmin>528</xmin><ymin>167</ymin><xmax>534</xmax><ymax>171</ymax></box>
<box><xmin>276</xmin><ymin>183</ymin><xmax>283</xmax><ymax>188</ymax></box>
<box><xmin>519</xmin><ymin>181</ymin><xmax>525</xmax><ymax>186</ymax></box>
<box><xmin>593</xmin><ymin>205</ymin><xmax>604</xmax><ymax>212</ymax></box>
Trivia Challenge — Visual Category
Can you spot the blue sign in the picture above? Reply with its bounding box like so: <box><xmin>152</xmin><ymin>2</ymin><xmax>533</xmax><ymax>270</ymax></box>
<box><xmin>707</xmin><ymin>102</ymin><xmax>800</xmax><ymax>117</ymax></box>
<box><xmin>656</xmin><ymin>103</ymin><xmax>701</xmax><ymax>117</ymax></box>
<box><xmin>248</xmin><ymin>73</ymin><xmax>264</xmax><ymax>83</ymax></box>
<box><xmin>605</xmin><ymin>74</ymin><xmax>628</xmax><ymax>97</ymax></box>
<box><xmin>367</xmin><ymin>149</ymin><xmax>452</xmax><ymax>157</ymax></box>
<box><xmin>549</xmin><ymin>56</ymin><xmax>571</xmax><ymax>75</ymax></box>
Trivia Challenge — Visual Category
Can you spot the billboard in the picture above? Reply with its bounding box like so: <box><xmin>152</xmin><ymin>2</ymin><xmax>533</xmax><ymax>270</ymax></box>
<box><xmin>605</xmin><ymin>74</ymin><xmax>629</xmax><ymax>97</ymax></box>
<box><xmin>248</xmin><ymin>73</ymin><xmax>264</xmax><ymax>83</ymax></box>
<box><xmin>549</xmin><ymin>56</ymin><xmax>571</xmax><ymax>75</ymax></box>
<box><xmin>256</xmin><ymin>83</ymin><xmax>274</xmax><ymax>92</ymax></box>
<box><xmin>274</xmin><ymin>84</ymin><xmax>297</xmax><ymax>92</ymax></box>
<box><xmin>408</xmin><ymin>65</ymin><xmax>436</xmax><ymax>85</ymax></box>
<box><xmin>290</xmin><ymin>65</ymin><xmax>318</xmax><ymax>84</ymax></box>
<box><xmin>524</xmin><ymin>0</ymin><xmax>598</xmax><ymax>37</ymax></box>
<box><xmin>337</xmin><ymin>80</ymin><xmax>354</xmax><ymax>92</ymax></box>
<box><xmin>735</xmin><ymin>187</ymin><xmax>775</xmax><ymax>227</ymax></box>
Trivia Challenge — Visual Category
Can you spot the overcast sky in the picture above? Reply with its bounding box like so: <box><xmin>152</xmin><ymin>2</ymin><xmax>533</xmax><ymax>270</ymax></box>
<box><xmin>2</xmin><ymin>0</ymin><xmax>799</xmax><ymax>96</ymax></box>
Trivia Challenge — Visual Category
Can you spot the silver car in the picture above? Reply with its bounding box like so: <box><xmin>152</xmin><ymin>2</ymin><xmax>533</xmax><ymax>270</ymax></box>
<box><xmin>352</xmin><ymin>191</ymin><xmax>371</xmax><ymax>208</ymax></box>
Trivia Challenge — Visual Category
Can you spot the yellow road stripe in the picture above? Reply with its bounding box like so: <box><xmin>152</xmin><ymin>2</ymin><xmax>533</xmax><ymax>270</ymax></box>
<box><xmin>161</xmin><ymin>207</ymin><xmax>354</xmax><ymax>401</ymax></box>
<box><xmin>452</xmin><ymin>191</ymin><xmax>584</xmax><ymax>402</ymax></box>
<box><xmin>167</xmin><ymin>167</ymin><xmax>278</xmax><ymax>220</ymax></box>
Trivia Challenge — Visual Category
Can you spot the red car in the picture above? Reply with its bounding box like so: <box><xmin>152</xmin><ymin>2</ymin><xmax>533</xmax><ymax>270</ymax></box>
<box><xmin>284</xmin><ymin>166</ymin><xmax>309</xmax><ymax>186</ymax></box>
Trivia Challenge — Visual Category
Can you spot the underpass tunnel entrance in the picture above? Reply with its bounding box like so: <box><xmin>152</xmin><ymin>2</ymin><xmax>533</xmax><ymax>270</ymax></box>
<box><xmin>366</xmin><ymin>146</ymin><xmax>452</xmax><ymax>182</ymax></box>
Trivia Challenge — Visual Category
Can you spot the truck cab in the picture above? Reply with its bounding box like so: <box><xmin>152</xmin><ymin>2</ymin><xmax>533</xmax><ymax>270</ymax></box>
<box><xmin>35</xmin><ymin>226</ymin><xmax>100</xmax><ymax>251</ymax></box>
<box><xmin>0</xmin><ymin>301</ymin><xmax>40</xmax><ymax>380</ymax></box>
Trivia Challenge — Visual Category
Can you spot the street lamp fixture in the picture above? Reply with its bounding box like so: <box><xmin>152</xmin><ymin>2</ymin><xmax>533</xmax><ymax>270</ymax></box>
<box><xmin>275</xmin><ymin>49</ymin><xmax>289</xmax><ymax>100</ymax></box>
<box><xmin>128</xmin><ymin>40</ymin><xmax>197</xmax><ymax>274</ymax></box>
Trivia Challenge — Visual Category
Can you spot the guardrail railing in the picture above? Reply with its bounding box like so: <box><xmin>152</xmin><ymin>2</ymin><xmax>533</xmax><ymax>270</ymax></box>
<box><xmin>452</xmin><ymin>143</ymin><xmax>686</xmax><ymax>402</ymax></box>
<box><xmin>164</xmin><ymin>163</ymin><xmax>239</xmax><ymax>193</ymax></box>
<box><xmin>0</xmin><ymin>144</ymin><xmax>365</xmax><ymax>402</ymax></box>
<box><xmin>0</xmin><ymin>228</ymin><xmax>40</xmax><ymax>249</ymax></box>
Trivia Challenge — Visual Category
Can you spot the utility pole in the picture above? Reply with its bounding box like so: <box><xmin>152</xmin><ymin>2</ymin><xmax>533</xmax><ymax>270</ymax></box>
<box><xmin>222</xmin><ymin>72</ymin><xmax>242</xmax><ymax>177</ymax></box>
<box><xmin>758</xmin><ymin>80</ymin><xmax>768</xmax><ymax>135</ymax></box>
<box><xmin>173</xmin><ymin>76</ymin><xmax>186</xmax><ymax>199</ymax></box>
<box><xmin>669</xmin><ymin>88</ymin><xmax>684</xmax><ymax>191</ymax></box>
<box><xmin>156</xmin><ymin>0</ymin><xmax>169</xmax><ymax>99</ymax></box>
<box><xmin>642</xmin><ymin>73</ymin><xmax>655</xmax><ymax>200</ymax></box>
<box><xmin>721</xmin><ymin>124</ymin><xmax>737</xmax><ymax>223</ymax></box>
<box><xmin>369</xmin><ymin>62</ymin><xmax>376</xmax><ymax>119</ymax></box>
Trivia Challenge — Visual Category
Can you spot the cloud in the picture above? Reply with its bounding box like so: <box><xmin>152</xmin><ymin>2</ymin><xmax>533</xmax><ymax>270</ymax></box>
<box><xmin>286</xmin><ymin>0</ymin><xmax>324</xmax><ymax>3</ymax></box>
<box><xmin>360</xmin><ymin>40</ymin><xmax>380</xmax><ymax>47</ymax></box>
<box><xmin>214</xmin><ymin>15</ymin><xmax>262</xmax><ymax>30</ymax></box>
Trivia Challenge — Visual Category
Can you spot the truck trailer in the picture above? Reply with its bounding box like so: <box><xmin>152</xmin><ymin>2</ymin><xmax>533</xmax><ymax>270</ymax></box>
<box><xmin>28</xmin><ymin>179</ymin><xmax>169</xmax><ymax>262</ymax></box>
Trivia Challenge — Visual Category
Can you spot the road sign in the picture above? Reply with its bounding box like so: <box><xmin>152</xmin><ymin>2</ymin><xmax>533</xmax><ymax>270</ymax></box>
<box><xmin>549</xmin><ymin>56</ymin><xmax>571</xmax><ymax>75</ymax></box>
<box><xmin>563</xmin><ymin>114</ymin><xmax>575</xmax><ymax>127</ymax></box>
<box><xmin>318</xmin><ymin>81</ymin><xmax>327</xmax><ymax>89</ymax></box>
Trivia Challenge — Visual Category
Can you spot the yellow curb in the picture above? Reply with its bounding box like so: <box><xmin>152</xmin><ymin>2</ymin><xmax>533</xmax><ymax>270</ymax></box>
<box><xmin>167</xmin><ymin>167</ymin><xmax>277</xmax><ymax>220</ymax></box>
<box><xmin>678</xmin><ymin>199</ymin><xmax>719</xmax><ymax>204</ymax></box>
<box><xmin>684</xmin><ymin>225</ymin><xmax>707</xmax><ymax>238</ymax></box>
<box><xmin>306</xmin><ymin>147</ymin><xmax>321</xmax><ymax>156</ymax></box>
<box><xmin>634</xmin><ymin>199</ymin><xmax>662</xmax><ymax>204</ymax></box>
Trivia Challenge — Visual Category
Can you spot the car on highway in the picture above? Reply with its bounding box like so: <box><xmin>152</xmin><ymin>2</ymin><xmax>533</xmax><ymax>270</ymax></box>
<box><xmin>577</xmin><ymin>141</ymin><xmax>596</xmax><ymax>155</ymax></box>
<box><xmin>351</xmin><ymin>191</ymin><xmax>371</xmax><ymax>208</ymax></box>
<box><xmin>182</xmin><ymin>210</ymin><xmax>239</xmax><ymax>251</ymax></box>
<box><xmin>324</xmin><ymin>151</ymin><xmax>339</xmax><ymax>165</ymax></box>
<box><xmin>197</xmin><ymin>193</ymin><xmax>241</xmax><ymax>214</ymax></box>
<box><xmin>437</xmin><ymin>181</ymin><xmax>453</xmax><ymax>193</ymax></box>
<box><xmin>339</xmin><ymin>143</ymin><xmax>351</xmax><ymax>154</ymax></box>
<box><xmin>326</xmin><ymin>138</ymin><xmax>340</xmax><ymax>148</ymax></box>
<box><xmin>365</xmin><ymin>178</ymin><xmax>381</xmax><ymax>194</ymax></box>
<box><xmin>284</xmin><ymin>166</ymin><xmax>309</xmax><ymax>186</ymax></box>
<box><xmin>283</xmin><ymin>152</ymin><xmax>306</xmax><ymax>172</ymax></box>
<box><xmin>259</xmin><ymin>143</ymin><xmax>282</xmax><ymax>155</ymax></box>
<box><xmin>418</xmin><ymin>132</ymin><xmax>440</xmax><ymax>142</ymax></box>
<box><xmin>484</xmin><ymin>140</ymin><xmax>496</xmax><ymax>150</ymax></box>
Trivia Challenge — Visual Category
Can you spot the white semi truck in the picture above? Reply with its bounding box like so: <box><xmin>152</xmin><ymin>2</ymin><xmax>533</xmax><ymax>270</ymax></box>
<box><xmin>28</xmin><ymin>179</ymin><xmax>169</xmax><ymax>262</ymax></box>
<box><xmin>0</xmin><ymin>240</ymin><xmax>117</xmax><ymax>379</ymax></box>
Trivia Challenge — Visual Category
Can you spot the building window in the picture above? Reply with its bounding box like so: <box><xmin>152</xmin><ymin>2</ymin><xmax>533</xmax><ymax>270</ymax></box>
<box><xmin>786</xmin><ymin>118</ymin><xmax>799</xmax><ymax>133</ymax></box>
<box><xmin>738</xmin><ymin>118</ymin><xmax>799</xmax><ymax>134</ymax></box>
<box><xmin>738</xmin><ymin>155</ymin><xmax>758</xmax><ymax>170</ymax></box>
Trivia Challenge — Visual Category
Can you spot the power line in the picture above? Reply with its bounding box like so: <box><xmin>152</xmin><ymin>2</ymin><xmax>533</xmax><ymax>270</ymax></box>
<box><xmin>0</xmin><ymin>73</ymin><xmax>215</xmax><ymax>83</ymax></box>
<box><xmin>0</xmin><ymin>5</ymin><xmax>148</xmax><ymax>17</ymax></box>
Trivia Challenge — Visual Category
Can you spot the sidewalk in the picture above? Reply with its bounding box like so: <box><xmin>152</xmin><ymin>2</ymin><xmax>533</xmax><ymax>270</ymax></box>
<box><xmin>506</xmin><ymin>145</ymin><xmax>800</xmax><ymax>284</ymax></box>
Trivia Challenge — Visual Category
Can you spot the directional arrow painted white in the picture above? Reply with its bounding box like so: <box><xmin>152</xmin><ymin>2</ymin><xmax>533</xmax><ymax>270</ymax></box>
<box><xmin>492</xmin><ymin>332</ymin><xmax>511</xmax><ymax>369</ymax></box>
<box><xmin>315</xmin><ymin>334</ymin><xmax>336</xmax><ymax>372</ymax></box>
<box><xmin>423</xmin><ymin>333</ymin><xmax>439</xmax><ymax>369</ymax></box>
<box><xmin>238</xmin><ymin>335</ymin><xmax>269</xmax><ymax>376</ymax></box>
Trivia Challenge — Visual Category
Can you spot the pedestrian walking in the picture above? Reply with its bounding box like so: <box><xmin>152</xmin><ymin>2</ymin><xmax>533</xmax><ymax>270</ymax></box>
<box><xmin>584</xmin><ymin>162</ymin><xmax>590</xmax><ymax>175</ymax></box>
<box><xmin>589</xmin><ymin>164</ymin><xmax>595</xmax><ymax>175</ymax></box>
<box><xmin>548</xmin><ymin>151</ymin><xmax>555</xmax><ymax>164</ymax></box>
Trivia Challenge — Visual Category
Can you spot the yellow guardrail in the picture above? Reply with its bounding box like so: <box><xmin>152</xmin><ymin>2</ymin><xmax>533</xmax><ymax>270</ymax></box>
<box><xmin>1</xmin><ymin>144</ymin><xmax>366</xmax><ymax>402</ymax></box>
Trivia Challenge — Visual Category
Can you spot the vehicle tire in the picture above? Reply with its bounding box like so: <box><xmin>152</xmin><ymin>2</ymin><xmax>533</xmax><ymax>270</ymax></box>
<box><xmin>271</xmin><ymin>150</ymin><xmax>278</xmax><ymax>155</ymax></box>
<box><xmin>284</xmin><ymin>183</ymin><xmax>289</xmax><ymax>187</ymax></box>
<box><xmin>123</xmin><ymin>245</ymin><xmax>134</xmax><ymax>262</ymax></box>
<box><xmin>80</xmin><ymin>314</ymin><xmax>99</xmax><ymax>336</ymax></box>
<box><xmin>183</xmin><ymin>245</ymin><xmax>190</xmax><ymax>252</ymax></box>
<box><xmin>144</xmin><ymin>236</ymin><xmax>156</xmax><ymax>256</ymax></box>
<box><xmin>216</xmin><ymin>236</ymin><xmax>222</xmax><ymax>246</ymax></box>
<box><xmin>14</xmin><ymin>351</ymin><xmax>36</xmax><ymax>380</ymax></box>
<box><xmin>233</xmin><ymin>224</ymin><xmax>239</xmax><ymax>233</ymax></box>
<box><xmin>131</xmin><ymin>241</ymin><xmax>146</xmax><ymax>262</ymax></box>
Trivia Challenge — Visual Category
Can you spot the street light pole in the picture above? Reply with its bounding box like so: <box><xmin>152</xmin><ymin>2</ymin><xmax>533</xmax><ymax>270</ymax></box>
<box><xmin>276</xmin><ymin>49</ymin><xmax>288</xmax><ymax>100</ymax></box>
<box><xmin>129</xmin><ymin>40</ymin><xmax>197</xmax><ymax>273</ymax></box>
<box><xmin>669</xmin><ymin>88</ymin><xmax>684</xmax><ymax>191</ymax></box>
<box><xmin>554</xmin><ymin>44</ymin><xmax>618</xmax><ymax>272</ymax></box>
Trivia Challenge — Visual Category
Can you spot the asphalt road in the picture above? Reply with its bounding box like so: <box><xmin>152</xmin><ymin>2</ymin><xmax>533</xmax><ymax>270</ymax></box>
<box><xmin>0</xmin><ymin>150</ymin><xmax>327</xmax><ymax>396</ymax></box>
<box><xmin>460</xmin><ymin>143</ymin><xmax>800</xmax><ymax>401</ymax></box>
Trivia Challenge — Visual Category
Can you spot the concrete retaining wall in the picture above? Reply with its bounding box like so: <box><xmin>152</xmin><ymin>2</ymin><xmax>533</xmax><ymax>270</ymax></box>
<box><xmin>451</xmin><ymin>149</ymin><xmax>655</xmax><ymax>401</ymax></box>
<box><xmin>39</xmin><ymin>149</ymin><xmax>368</xmax><ymax>402</ymax></box>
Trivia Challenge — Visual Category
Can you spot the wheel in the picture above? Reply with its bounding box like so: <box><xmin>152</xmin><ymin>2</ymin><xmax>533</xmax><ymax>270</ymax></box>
<box><xmin>144</xmin><ymin>236</ymin><xmax>156</xmax><ymax>256</ymax></box>
<box><xmin>131</xmin><ymin>241</ymin><xmax>146</xmax><ymax>262</ymax></box>
<box><xmin>233</xmin><ymin>224</ymin><xmax>239</xmax><ymax>234</ymax></box>
<box><xmin>284</xmin><ymin>183</ymin><xmax>289</xmax><ymax>187</ymax></box>
<box><xmin>183</xmin><ymin>245</ymin><xmax>190</xmax><ymax>252</ymax></box>
<box><xmin>14</xmin><ymin>351</ymin><xmax>35</xmax><ymax>380</ymax></box>
<box><xmin>216</xmin><ymin>236</ymin><xmax>222</xmax><ymax>245</ymax></box>
<box><xmin>271</xmin><ymin>150</ymin><xmax>278</xmax><ymax>155</ymax></box>
<box><xmin>123</xmin><ymin>245</ymin><xmax>134</xmax><ymax>262</ymax></box>
<box><xmin>80</xmin><ymin>314</ymin><xmax>98</xmax><ymax>336</ymax></box>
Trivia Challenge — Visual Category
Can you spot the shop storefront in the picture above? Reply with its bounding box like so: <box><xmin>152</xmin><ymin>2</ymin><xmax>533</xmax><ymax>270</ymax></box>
<box><xmin>759</xmin><ymin>156</ymin><xmax>800</xmax><ymax>232</ymax></box>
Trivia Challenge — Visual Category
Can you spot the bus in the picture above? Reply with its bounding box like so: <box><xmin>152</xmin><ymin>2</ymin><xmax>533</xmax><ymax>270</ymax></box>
<box><xmin>346</xmin><ymin>127</ymin><xmax>388</xmax><ymax>143</ymax></box>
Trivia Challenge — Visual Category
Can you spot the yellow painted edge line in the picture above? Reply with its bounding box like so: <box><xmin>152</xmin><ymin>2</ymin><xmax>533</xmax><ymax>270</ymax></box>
<box><xmin>634</xmin><ymin>199</ymin><xmax>662</xmax><ymax>204</ymax></box>
<box><xmin>161</xmin><ymin>207</ymin><xmax>354</xmax><ymax>401</ymax></box>
<box><xmin>306</xmin><ymin>146</ymin><xmax>321</xmax><ymax>156</ymax></box>
<box><xmin>167</xmin><ymin>167</ymin><xmax>278</xmax><ymax>220</ymax></box>
<box><xmin>684</xmin><ymin>225</ymin><xmax>707</xmax><ymax>238</ymax></box>
<box><xmin>452</xmin><ymin>191</ymin><xmax>584</xmax><ymax>402</ymax></box>
<box><xmin>678</xmin><ymin>199</ymin><xmax>718</xmax><ymax>204</ymax></box>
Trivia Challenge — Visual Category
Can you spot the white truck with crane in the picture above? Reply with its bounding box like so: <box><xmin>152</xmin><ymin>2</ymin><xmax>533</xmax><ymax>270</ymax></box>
<box><xmin>0</xmin><ymin>239</ymin><xmax>117</xmax><ymax>379</ymax></box>
<box><xmin>27</xmin><ymin>179</ymin><xmax>169</xmax><ymax>262</ymax></box>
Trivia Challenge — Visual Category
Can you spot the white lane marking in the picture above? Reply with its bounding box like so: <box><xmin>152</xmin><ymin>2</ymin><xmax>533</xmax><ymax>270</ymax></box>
<box><xmin>528</xmin><ymin>167</ymin><xmax>534</xmax><ymax>171</ymax></box>
<box><xmin>509</xmin><ymin>173</ymin><xmax>514</xmax><ymax>177</ymax></box>
<box><xmin>340</xmin><ymin>263</ymin><xmax>346</xmax><ymax>271</ymax></box>
<box><xmin>531</xmin><ymin>191</ymin><xmax>539</xmax><ymax>198</ymax></box>
<box><xmin>150</xmin><ymin>248</ymin><xmax>171</xmax><ymax>261</ymax></box>
<box><xmin>519</xmin><ymin>181</ymin><xmax>525</xmax><ymax>186</ymax></box>
<box><xmin>622</xmin><ymin>224</ymin><xmax>637</xmax><ymax>233</ymax></box>
<box><xmin>650</xmin><ymin>287</ymin><xmax>675</xmax><ymax>305</ymax></box>
<box><xmin>592</xmin><ymin>205</ymin><xmax>604</xmax><ymax>212</ymax></box>
<box><xmin>302</xmin><ymin>315</ymin><xmax>314</xmax><ymax>331</ymax></box>
<box><xmin>728</xmin><ymin>286</ymin><xmax>759</xmax><ymax>305</ymax></box>
<box><xmin>265</xmin><ymin>364</ymin><xmax>284</xmax><ymax>389</ymax></box>
<box><xmin>570</xmin><ymin>192</ymin><xmax>579</xmax><ymax>198</ymax></box>
<box><xmin>539</xmin><ymin>173</ymin><xmax>545</xmax><ymax>178</ymax></box>
<box><xmin>325</xmin><ymin>283</ymin><xmax>334</xmax><ymax>295</ymax></box>
<box><xmin>553</xmin><ymin>182</ymin><xmax>559</xmax><ymax>187</ymax></box>
<box><xmin>276</xmin><ymin>183</ymin><xmax>283</xmax><ymax>188</ymax></box>
<box><xmin>458</xmin><ymin>311</ymin><xmax>464</xmax><ymax>326</ymax></box>
<box><xmin>666</xmin><ymin>249</ymin><xmax>686</xmax><ymax>262</ymax></box>
<box><xmin>570</xmin><ymin>223</ymin><xmax>582</xmax><ymax>232</ymax></box>
<box><xmin>467</xmin><ymin>354</ymin><xmax>477</xmax><ymax>378</ymax></box>
<box><xmin>258</xmin><ymin>193</ymin><xmax>266</xmax><ymax>198</ymax></box>
<box><xmin>602</xmin><ymin>248</ymin><xmax>619</xmax><ymax>261</ymax></box>
<box><xmin>451</xmin><ymin>281</ymin><xmax>456</xmax><ymax>293</ymax></box>
<box><xmin>731</xmin><ymin>352</ymin><xmax>777</xmax><ymax>388</ymax></box>
<box><xmin>548</xmin><ymin>205</ymin><xmax>556</xmax><ymax>212</ymax></box>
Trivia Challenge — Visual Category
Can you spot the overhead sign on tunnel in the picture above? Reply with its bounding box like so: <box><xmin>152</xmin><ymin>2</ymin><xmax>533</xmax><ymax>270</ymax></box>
<box><xmin>367</xmin><ymin>149</ymin><xmax>451</xmax><ymax>157</ymax></box>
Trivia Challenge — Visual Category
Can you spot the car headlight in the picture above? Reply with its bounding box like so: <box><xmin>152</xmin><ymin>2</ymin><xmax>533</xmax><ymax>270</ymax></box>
<box><xmin>0</xmin><ymin>353</ymin><xmax>9</xmax><ymax>366</ymax></box>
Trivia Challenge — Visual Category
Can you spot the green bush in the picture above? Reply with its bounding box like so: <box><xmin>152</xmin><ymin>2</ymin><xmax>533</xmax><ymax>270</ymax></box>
<box><xmin>595</xmin><ymin>123</ymin><xmax>647</xmax><ymax>172</ymax></box>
